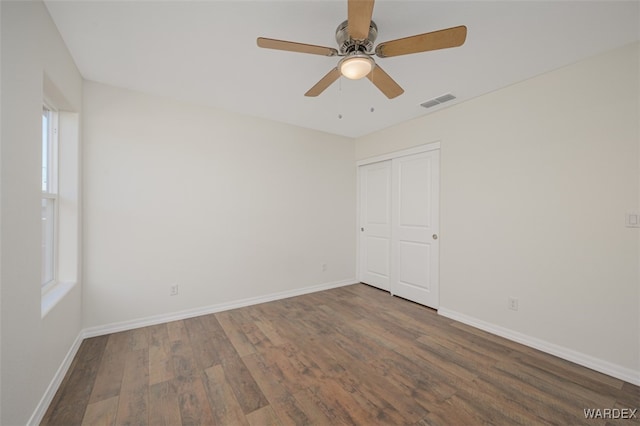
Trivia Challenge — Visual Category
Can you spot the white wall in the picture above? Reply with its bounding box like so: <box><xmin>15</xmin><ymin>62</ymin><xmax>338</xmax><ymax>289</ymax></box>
<box><xmin>82</xmin><ymin>81</ymin><xmax>356</xmax><ymax>328</ymax></box>
<box><xmin>0</xmin><ymin>1</ymin><xmax>83</xmax><ymax>425</ymax></box>
<box><xmin>356</xmin><ymin>43</ymin><xmax>640</xmax><ymax>378</ymax></box>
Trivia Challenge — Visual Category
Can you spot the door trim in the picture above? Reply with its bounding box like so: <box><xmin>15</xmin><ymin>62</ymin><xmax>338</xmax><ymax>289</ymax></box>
<box><xmin>356</xmin><ymin>141</ymin><xmax>441</xmax><ymax>167</ymax></box>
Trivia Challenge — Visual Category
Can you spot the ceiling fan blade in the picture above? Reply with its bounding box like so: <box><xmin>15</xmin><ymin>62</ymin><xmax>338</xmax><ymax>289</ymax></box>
<box><xmin>367</xmin><ymin>64</ymin><xmax>404</xmax><ymax>99</ymax></box>
<box><xmin>257</xmin><ymin>37</ymin><xmax>338</xmax><ymax>56</ymax></box>
<box><xmin>375</xmin><ymin>25</ymin><xmax>467</xmax><ymax>58</ymax></box>
<box><xmin>348</xmin><ymin>0</ymin><xmax>375</xmax><ymax>40</ymax></box>
<box><xmin>305</xmin><ymin>67</ymin><xmax>342</xmax><ymax>97</ymax></box>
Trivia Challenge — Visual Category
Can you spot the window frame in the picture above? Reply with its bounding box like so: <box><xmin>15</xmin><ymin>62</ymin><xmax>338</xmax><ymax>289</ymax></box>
<box><xmin>41</xmin><ymin>102</ymin><xmax>59</xmax><ymax>292</ymax></box>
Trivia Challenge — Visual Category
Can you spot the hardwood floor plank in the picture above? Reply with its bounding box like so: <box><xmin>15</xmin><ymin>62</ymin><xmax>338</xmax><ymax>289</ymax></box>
<box><xmin>43</xmin><ymin>400</ymin><xmax>90</xmax><ymax>426</ymax></box>
<box><xmin>246</xmin><ymin>405</ymin><xmax>281</xmax><ymax>426</ymax></box>
<box><xmin>443</xmin><ymin>390</ymin><xmax>523</xmax><ymax>425</ymax></box>
<box><xmin>88</xmin><ymin>331</ymin><xmax>130</xmax><ymax>403</ymax></box>
<box><xmin>186</xmin><ymin>314</ymin><xmax>271</xmax><ymax>416</ymax></box>
<box><xmin>242</xmin><ymin>352</ymin><xmax>291</xmax><ymax>402</ymax></box>
<box><xmin>81</xmin><ymin>395</ymin><xmax>118</xmax><ymax>426</ymax></box>
<box><xmin>306</xmin><ymin>378</ymin><xmax>377</xmax><ymax>425</ymax></box>
<box><xmin>254</xmin><ymin>319</ymin><xmax>286</xmax><ymax>346</ymax></box>
<box><xmin>494</xmin><ymin>359</ymin><xmax>617</xmax><ymax>410</ymax></box>
<box><xmin>329</xmin><ymin>353</ymin><xmax>429</xmax><ymax>424</ymax></box>
<box><xmin>423</xmin><ymin>395</ymin><xmax>505</xmax><ymax>426</ymax></box>
<box><xmin>253</xmin><ymin>344</ymin><xmax>317</xmax><ymax>394</ymax></box>
<box><xmin>331</xmin><ymin>370</ymin><xmax>416</xmax><ymax>425</ymax></box>
<box><xmin>170</xmin><ymin>337</ymin><xmax>198</xmax><ymax>380</ymax></box>
<box><xmin>127</xmin><ymin>327</ymin><xmax>149</xmax><ymax>351</ymax></box>
<box><xmin>280</xmin><ymin>335</ymin><xmax>346</xmax><ymax>379</ymax></box>
<box><xmin>202</xmin><ymin>364</ymin><xmax>249</xmax><ymax>426</ymax></box>
<box><xmin>349</xmin><ymin>317</ymin><xmax>404</xmax><ymax>350</ymax></box>
<box><xmin>515</xmin><ymin>349</ymin><xmax>626</xmax><ymax>391</ymax></box>
<box><xmin>235</xmin><ymin>313</ymin><xmax>272</xmax><ymax>348</ymax></box>
<box><xmin>183</xmin><ymin>316</ymin><xmax>223</xmax><ymax>370</ymax></box>
<box><xmin>366</xmin><ymin>344</ymin><xmax>458</xmax><ymax>409</ymax></box>
<box><xmin>216</xmin><ymin>310</ymin><xmax>256</xmax><ymax>357</ymax></box>
<box><xmin>269</xmin><ymin>394</ymin><xmax>313</xmax><ymax>426</ymax></box>
<box><xmin>166</xmin><ymin>319</ymin><xmax>189</xmax><ymax>342</ymax></box>
<box><xmin>425</xmin><ymin>395</ymin><xmax>510</xmax><ymax>426</ymax></box>
<box><xmin>42</xmin><ymin>335</ymin><xmax>109</xmax><ymax>425</ymax></box>
<box><xmin>416</xmin><ymin>332</ymin><xmax>503</xmax><ymax>368</ymax></box>
<box><xmin>463</xmin><ymin>372</ymin><xmax>565</xmax><ymax>424</ymax></box>
<box><xmin>149</xmin><ymin>381</ymin><xmax>182</xmax><ymax>426</ymax></box>
<box><xmin>449</xmin><ymin>319</ymin><xmax>541</xmax><ymax>355</ymax></box>
<box><xmin>420</xmin><ymin>319</ymin><xmax>515</xmax><ymax>363</ymax></box>
<box><xmin>477</xmin><ymin>363</ymin><xmax>588</xmax><ymax>424</ymax></box>
<box><xmin>148</xmin><ymin>324</ymin><xmax>175</xmax><ymax>386</ymax></box>
<box><xmin>219</xmin><ymin>342</ymin><xmax>270</xmax><ymax>414</ymax></box>
<box><xmin>115</xmin><ymin>348</ymin><xmax>149</xmax><ymax>425</ymax></box>
<box><xmin>414</xmin><ymin>333</ymin><xmax>495</xmax><ymax>377</ymax></box>
<box><xmin>405</xmin><ymin>337</ymin><xmax>479</xmax><ymax>383</ymax></box>
<box><xmin>291</xmin><ymin>388</ymin><xmax>337</xmax><ymax>425</ymax></box>
<box><xmin>173</xmin><ymin>376</ymin><xmax>216</xmax><ymax>426</ymax></box>
<box><xmin>618</xmin><ymin>382</ymin><xmax>640</xmax><ymax>408</ymax></box>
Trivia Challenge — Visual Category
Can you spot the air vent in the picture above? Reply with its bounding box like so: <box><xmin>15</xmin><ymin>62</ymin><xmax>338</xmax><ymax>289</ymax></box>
<box><xmin>420</xmin><ymin>93</ymin><xmax>457</xmax><ymax>109</ymax></box>
<box><xmin>436</xmin><ymin>93</ymin><xmax>456</xmax><ymax>103</ymax></box>
<box><xmin>420</xmin><ymin>99</ymin><xmax>440</xmax><ymax>109</ymax></box>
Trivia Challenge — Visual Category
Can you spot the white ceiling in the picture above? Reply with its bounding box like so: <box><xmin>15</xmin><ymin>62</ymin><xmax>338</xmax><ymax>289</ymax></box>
<box><xmin>45</xmin><ymin>1</ymin><xmax>640</xmax><ymax>138</ymax></box>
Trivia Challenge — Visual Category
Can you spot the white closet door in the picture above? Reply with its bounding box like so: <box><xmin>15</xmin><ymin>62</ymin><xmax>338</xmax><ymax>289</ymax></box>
<box><xmin>358</xmin><ymin>160</ymin><xmax>392</xmax><ymax>291</ymax></box>
<box><xmin>391</xmin><ymin>150</ymin><xmax>440</xmax><ymax>308</ymax></box>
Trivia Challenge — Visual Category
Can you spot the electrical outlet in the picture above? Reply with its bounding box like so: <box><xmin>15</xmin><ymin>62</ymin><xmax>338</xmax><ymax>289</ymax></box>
<box><xmin>170</xmin><ymin>284</ymin><xmax>179</xmax><ymax>296</ymax></box>
<box><xmin>508</xmin><ymin>297</ymin><xmax>518</xmax><ymax>311</ymax></box>
<box><xmin>626</xmin><ymin>211</ymin><xmax>640</xmax><ymax>228</ymax></box>
<box><xmin>322</xmin><ymin>263</ymin><xmax>327</xmax><ymax>272</ymax></box>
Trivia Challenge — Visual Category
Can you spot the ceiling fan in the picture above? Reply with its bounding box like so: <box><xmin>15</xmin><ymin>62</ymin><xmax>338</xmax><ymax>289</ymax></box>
<box><xmin>257</xmin><ymin>0</ymin><xmax>467</xmax><ymax>99</ymax></box>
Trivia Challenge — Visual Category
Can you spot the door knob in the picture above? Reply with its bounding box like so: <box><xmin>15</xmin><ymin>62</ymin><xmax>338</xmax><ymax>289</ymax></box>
<box><xmin>361</xmin><ymin>227</ymin><xmax>365</xmax><ymax>232</ymax></box>
<box><xmin>432</xmin><ymin>234</ymin><xmax>438</xmax><ymax>240</ymax></box>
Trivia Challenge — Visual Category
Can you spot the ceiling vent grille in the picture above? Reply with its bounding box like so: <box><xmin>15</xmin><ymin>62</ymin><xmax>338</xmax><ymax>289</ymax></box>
<box><xmin>421</xmin><ymin>93</ymin><xmax>456</xmax><ymax>109</ymax></box>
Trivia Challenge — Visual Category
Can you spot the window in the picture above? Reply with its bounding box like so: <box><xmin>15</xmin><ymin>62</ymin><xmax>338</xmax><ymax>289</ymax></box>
<box><xmin>41</xmin><ymin>77</ymin><xmax>80</xmax><ymax>316</ymax></box>
<box><xmin>41</xmin><ymin>104</ymin><xmax>58</xmax><ymax>288</ymax></box>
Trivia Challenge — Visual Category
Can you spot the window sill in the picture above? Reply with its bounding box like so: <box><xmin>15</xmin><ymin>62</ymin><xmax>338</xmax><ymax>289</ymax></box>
<box><xmin>41</xmin><ymin>281</ymin><xmax>77</xmax><ymax>318</ymax></box>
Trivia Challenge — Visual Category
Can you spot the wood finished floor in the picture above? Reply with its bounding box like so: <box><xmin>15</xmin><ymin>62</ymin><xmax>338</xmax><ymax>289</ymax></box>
<box><xmin>42</xmin><ymin>284</ymin><xmax>639</xmax><ymax>425</ymax></box>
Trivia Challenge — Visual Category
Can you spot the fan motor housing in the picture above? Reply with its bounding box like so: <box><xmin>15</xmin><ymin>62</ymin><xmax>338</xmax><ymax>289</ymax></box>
<box><xmin>335</xmin><ymin>20</ymin><xmax>377</xmax><ymax>54</ymax></box>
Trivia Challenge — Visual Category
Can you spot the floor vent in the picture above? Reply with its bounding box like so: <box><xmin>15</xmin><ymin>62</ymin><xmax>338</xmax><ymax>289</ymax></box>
<box><xmin>421</xmin><ymin>93</ymin><xmax>456</xmax><ymax>109</ymax></box>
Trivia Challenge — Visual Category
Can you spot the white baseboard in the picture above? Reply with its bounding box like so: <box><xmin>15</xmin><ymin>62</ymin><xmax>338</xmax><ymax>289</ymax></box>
<box><xmin>82</xmin><ymin>278</ymin><xmax>356</xmax><ymax>338</ymax></box>
<box><xmin>28</xmin><ymin>332</ymin><xmax>84</xmax><ymax>426</ymax></box>
<box><xmin>437</xmin><ymin>307</ymin><xmax>640</xmax><ymax>386</ymax></box>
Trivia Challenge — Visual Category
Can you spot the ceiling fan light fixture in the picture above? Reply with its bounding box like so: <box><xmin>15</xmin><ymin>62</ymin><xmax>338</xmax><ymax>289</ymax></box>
<box><xmin>339</xmin><ymin>53</ymin><xmax>374</xmax><ymax>80</ymax></box>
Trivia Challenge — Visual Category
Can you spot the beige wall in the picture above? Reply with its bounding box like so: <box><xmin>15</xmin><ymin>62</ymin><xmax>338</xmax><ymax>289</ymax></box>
<box><xmin>82</xmin><ymin>81</ymin><xmax>356</xmax><ymax>328</ymax></box>
<box><xmin>0</xmin><ymin>1</ymin><xmax>83</xmax><ymax>424</ymax></box>
<box><xmin>356</xmin><ymin>42</ymin><xmax>640</xmax><ymax>376</ymax></box>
